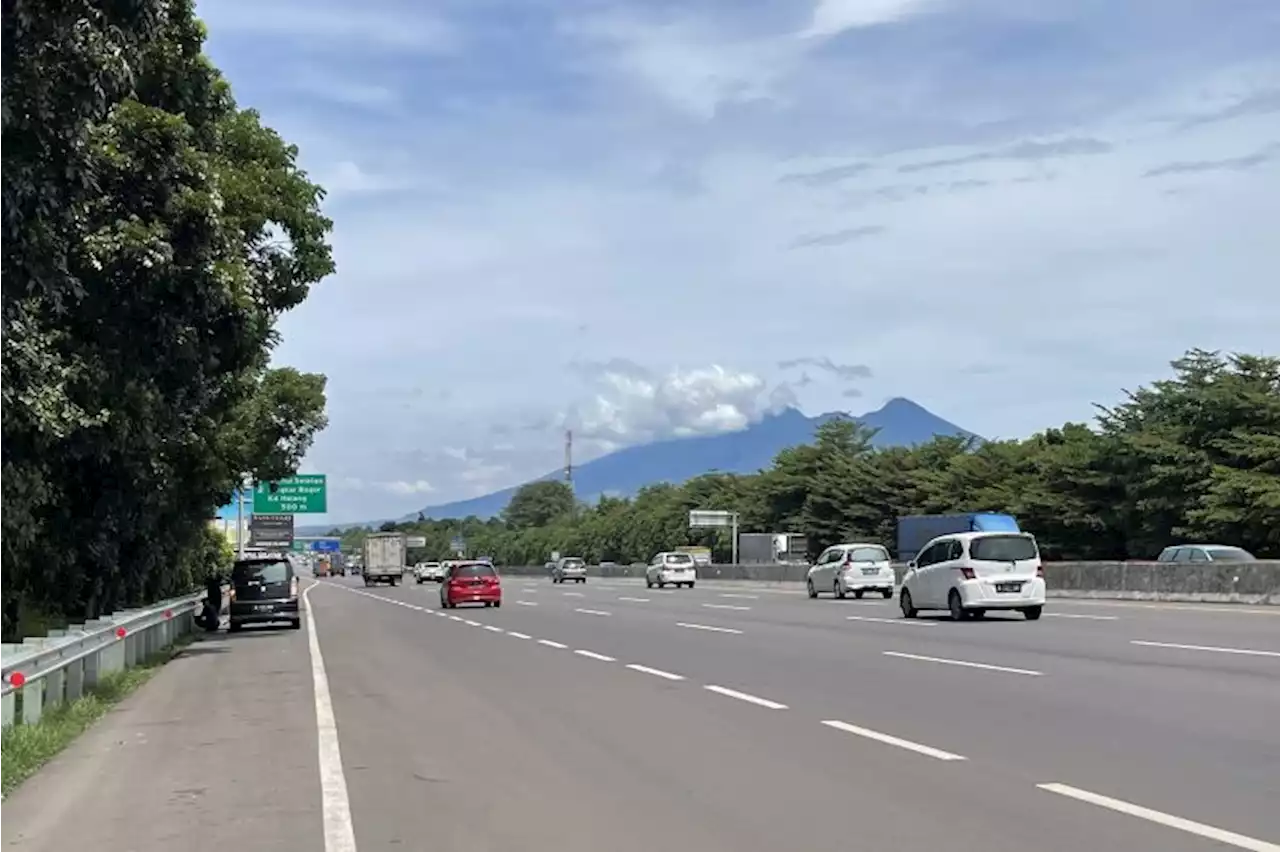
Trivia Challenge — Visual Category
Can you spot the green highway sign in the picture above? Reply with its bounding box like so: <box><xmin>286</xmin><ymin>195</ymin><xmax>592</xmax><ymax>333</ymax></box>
<box><xmin>253</xmin><ymin>474</ymin><xmax>327</xmax><ymax>514</ymax></box>
<box><xmin>291</xmin><ymin>540</ymin><xmax>307</xmax><ymax>553</ymax></box>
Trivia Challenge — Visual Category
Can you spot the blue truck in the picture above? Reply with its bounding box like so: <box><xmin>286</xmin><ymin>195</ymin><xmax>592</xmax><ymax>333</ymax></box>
<box><xmin>896</xmin><ymin>513</ymin><xmax>1021</xmax><ymax>562</ymax></box>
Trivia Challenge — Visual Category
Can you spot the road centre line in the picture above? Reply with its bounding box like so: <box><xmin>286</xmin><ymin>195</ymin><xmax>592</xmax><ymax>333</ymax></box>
<box><xmin>704</xmin><ymin>685</ymin><xmax>787</xmax><ymax>710</ymax></box>
<box><xmin>702</xmin><ymin>603</ymin><xmax>752</xmax><ymax>611</ymax></box>
<box><xmin>883</xmin><ymin>651</ymin><xmax>1044</xmax><ymax>676</ymax></box>
<box><xmin>574</xmin><ymin>608</ymin><xmax>612</xmax><ymax>616</ymax></box>
<box><xmin>626</xmin><ymin>664</ymin><xmax>685</xmax><ymax>681</ymax></box>
<box><xmin>483</xmin><ymin>625</ymin><xmax>503</xmax><ymax>632</ymax></box>
<box><xmin>1037</xmin><ymin>783</ymin><xmax>1280</xmax><ymax>852</ymax></box>
<box><xmin>507</xmin><ymin>631</ymin><xmax>531</xmax><ymax>640</ymax></box>
<box><xmin>847</xmin><ymin>615</ymin><xmax>935</xmax><ymax>627</ymax></box>
<box><xmin>1044</xmin><ymin>612</ymin><xmax>1119</xmax><ymax>621</ymax></box>
<box><xmin>821</xmin><ymin>720</ymin><xmax>966</xmax><ymax>762</ymax></box>
<box><xmin>463</xmin><ymin>619</ymin><xmax>481</xmax><ymax>627</ymax></box>
<box><xmin>618</xmin><ymin>596</ymin><xmax>650</xmax><ymax>603</ymax></box>
<box><xmin>718</xmin><ymin>593</ymin><xmax>759</xmax><ymax>599</ymax></box>
<box><xmin>516</xmin><ymin>601</ymin><xmax>538</xmax><ymax>606</ymax></box>
<box><xmin>574</xmin><ymin>649</ymin><xmax>616</xmax><ymax>662</ymax></box>
<box><xmin>563</xmin><ymin>591</ymin><xmax>585</xmax><ymax>598</ymax></box>
<box><xmin>538</xmin><ymin>639</ymin><xmax>568</xmax><ymax>649</ymax></box>
<box><xmin>1131</xmin><ymin>640</ymin><xmax>1280</xmax><ymax>658</ymax></box>
<box><xmin>676</xmin><ymin>622</ymin><xmax>743</xmax><ymax>635</ymax></box>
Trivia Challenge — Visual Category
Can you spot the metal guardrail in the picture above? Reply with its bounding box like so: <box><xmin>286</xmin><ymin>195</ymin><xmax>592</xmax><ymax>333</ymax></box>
<box><xmin>1</xmin><ymin>587</ymin><xmax>220</xmax><ymax>729</ymax></box>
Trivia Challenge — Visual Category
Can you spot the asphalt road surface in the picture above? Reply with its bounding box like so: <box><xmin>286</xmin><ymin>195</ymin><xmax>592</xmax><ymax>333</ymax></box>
<box><xmin>5</xmin><ymin>574</ymin><xmax>1278</xmax><ymax>852</ymax></box>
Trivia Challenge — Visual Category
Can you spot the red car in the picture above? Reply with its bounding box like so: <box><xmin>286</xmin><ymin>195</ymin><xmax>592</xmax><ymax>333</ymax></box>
<box><xmin>440</xmin><ymin>561</ymin><xmax>502</xmax><ymax>608</ymax></box>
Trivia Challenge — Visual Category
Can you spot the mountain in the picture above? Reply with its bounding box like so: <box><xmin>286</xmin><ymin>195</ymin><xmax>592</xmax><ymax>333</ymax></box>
<box><xmin>412</xmin><ymin>398</ymin><xmax>978</xmax><ymax>521</ymax></box>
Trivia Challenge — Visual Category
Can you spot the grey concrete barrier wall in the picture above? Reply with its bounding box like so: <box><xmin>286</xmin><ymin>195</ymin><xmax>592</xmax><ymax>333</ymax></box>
<box><xmin>501</xmin><ymin>561</ymin><xmax>1280</xmax><ymax>604</ymax></box>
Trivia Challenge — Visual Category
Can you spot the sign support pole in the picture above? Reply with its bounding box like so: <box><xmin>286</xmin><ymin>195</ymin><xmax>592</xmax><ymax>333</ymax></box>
<box><xmin>236</xmin><ymin>478</ymin><xmax>247</xmax><ymax>558</ymax></box>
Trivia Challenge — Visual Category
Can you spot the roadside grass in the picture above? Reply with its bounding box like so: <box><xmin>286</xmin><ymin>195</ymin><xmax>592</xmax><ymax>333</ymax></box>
<box><xmin>1</xmin><ymin>635</ymin><xmax>193</xmax><ymax>798</ymax></box>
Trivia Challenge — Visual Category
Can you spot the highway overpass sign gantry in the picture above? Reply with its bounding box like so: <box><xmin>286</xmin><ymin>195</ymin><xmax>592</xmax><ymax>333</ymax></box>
<box><xmin>688</xmin><ymin>509</ymin><xmax>740</xmax><ymax>564</ymax></box>
<box><xmin>253</xmin><ymin>474</ymin><xmax>327</xmax><ymax>514</ymax></box>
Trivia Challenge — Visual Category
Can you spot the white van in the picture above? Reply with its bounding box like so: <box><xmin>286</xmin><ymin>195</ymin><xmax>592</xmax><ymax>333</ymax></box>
<box><xmin>646</xmin><ymin>552</ymin><xmax>697</xmax><ymax>588</ymax></box>
<box><xmin>806</xmin><ymin>543</ymin><xmax>895</xmax><ymax>599</ymax></box>
<box><xmin>899</xmin><ymin>531</ymin><xmax>1045</xmax><ymax>621</ymax></box>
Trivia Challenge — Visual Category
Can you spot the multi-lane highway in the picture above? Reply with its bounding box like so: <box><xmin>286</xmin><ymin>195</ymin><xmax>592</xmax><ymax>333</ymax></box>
<box><xmin>5</xmin><ymin>573</ymin><xmax>1278</xmax><ymax>851</ymax></box>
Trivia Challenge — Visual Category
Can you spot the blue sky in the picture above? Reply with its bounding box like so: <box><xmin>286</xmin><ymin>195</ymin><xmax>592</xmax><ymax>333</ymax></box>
<box><xmin>197</xmin><ymin>0</ymin><xmax>1279</xmax><ymax>524</ymax></box>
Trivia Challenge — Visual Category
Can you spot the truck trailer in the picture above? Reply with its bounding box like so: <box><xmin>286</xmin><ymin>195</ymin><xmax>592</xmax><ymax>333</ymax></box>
<box><xmin>362</xmin><ymin>532</ymin><xmax>407</xmax><ymax>586</ymax></box>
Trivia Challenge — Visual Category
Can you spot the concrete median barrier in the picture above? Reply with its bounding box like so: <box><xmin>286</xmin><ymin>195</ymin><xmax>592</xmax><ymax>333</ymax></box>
<box><xmin>500</xmin><ymin>560</ymin><xmax>1280</xmax><ymax>604</ymax></box>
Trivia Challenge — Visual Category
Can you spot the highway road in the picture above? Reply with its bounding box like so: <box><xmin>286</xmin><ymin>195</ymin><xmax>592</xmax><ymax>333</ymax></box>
<box><xmin>5</xmin><ymin>573</ymin><xmax>1277</xmax><ymax>852</ymax></box>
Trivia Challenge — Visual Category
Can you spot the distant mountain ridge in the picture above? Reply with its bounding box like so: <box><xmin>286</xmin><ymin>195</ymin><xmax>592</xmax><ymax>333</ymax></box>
<box><xmin>408</xmin><ymin>398</ymin><xmax>977</xmax><ymax>521</ymax></box>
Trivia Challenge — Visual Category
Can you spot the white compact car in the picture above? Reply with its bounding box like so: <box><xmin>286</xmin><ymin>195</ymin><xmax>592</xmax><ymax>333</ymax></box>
<box><xmin>899</xmin><ymin>531</ymin><xmax>1045</xmax><ymax>621</ymax></box>
<box><xmin>414</xmin><ymin>562</ymin><xmax>444</xmax><ymax>584</ymax></box>
<box><xmin>646</xmin><ymin>552</ymin><xmax>697</xmax><ymax>588</ymax></box>
<box><xmin>552</xmin><ymin>557</ymin><xmax>588</xmax><ymax>583</ymax></box>
<box><xmin>806</xmin><ymin>543</ymin><xmax>895</xmax><ymax>599</ymax></box>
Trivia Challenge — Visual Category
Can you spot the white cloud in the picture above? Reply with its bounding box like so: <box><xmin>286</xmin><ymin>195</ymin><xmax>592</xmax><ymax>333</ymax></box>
<box><xmin>202</xmin><ymin>0</ymin><xmax>1280</xmax><ymax>524</ymax></box>
<box><xmin>383</xmin><ymin>480</ymin><xmax>435</xmax><ymax>496</ymax></box>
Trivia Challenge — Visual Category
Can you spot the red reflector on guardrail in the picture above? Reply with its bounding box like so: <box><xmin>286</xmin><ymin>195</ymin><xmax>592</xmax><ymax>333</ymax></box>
<box><xmin>164</xmin><ymin>609</ymin><xmax>173</xmax><ymax>619</ymax></box>
<box><xmin>9</xmin><ymin>672</ymin><xmax>26</xmax><ymax>689</ymax></box>
<box><xmin>115</xmin><ymin>627</ymin><xmax>127</xmax><ymax>638</ymax></box>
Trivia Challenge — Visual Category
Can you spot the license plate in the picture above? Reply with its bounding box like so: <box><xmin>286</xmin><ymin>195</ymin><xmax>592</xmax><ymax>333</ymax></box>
<box><xmin>256</xmin><ymin>604</ymin><xmax>274</xmax><ymax>612</ymax></box>
<box><xmin>995</xmin><ymin>582</ymin><xmax>1021</xmax><ymax>594</ymax></box>
<box><xmin>861</xmin><ymin>567</ymin><xmax>878</xmax><ymax>575</ymax></box>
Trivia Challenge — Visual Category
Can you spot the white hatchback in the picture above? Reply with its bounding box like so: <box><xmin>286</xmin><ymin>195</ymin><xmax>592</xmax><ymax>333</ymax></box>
<box><xmin>806</xmin><ymin>543</ymin><xmax>895</xmax><ymax>599</ymax></box>
<box><xmin>899</xmin><ymin>531</ymin><xmax>1045</xmax><ymax>621</ymax></box>
<box><xmin>646</xmin><ymin>552</ymin><xmax>697</xmax><ymax>588</ymax></box>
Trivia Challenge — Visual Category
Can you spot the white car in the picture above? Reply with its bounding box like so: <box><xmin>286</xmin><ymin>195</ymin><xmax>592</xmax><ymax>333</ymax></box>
<box><xmin>646</xmin><ymin>552</ymin><xmax>697</xmax><ymax>588</ymax></box>
<box><xmin>414</xmin><ymin>562</ymin><xmax>444</xmax><ymax>584</ymax></box>
<box><xmin>899</xmin><ymin>531</ymin><xmax>1045</xmax><ymax>621</ymax></box>
<box><xmin>552</xmin><ymin>557</ymin><xmax>588</xmax><ymax>583</ymax></box>
<box><xmin>806</xmin><ymin>543</ymin><xmax>895</xmax><ymax>599</ymax></box>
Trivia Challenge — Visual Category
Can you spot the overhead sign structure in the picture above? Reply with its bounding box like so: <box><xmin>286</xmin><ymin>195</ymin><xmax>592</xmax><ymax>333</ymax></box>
<box><xmin>311</xmin><ymin>538</ymin><xmax>342</xmax><ymax>552</ymax></box>
<box><xmin>450</xmin><ymin>535</ymin><xmax>466</xmax><ymax>555</ymax></box>
<box><xmin>406</xmin><ymin>536</ymin><xmax>427</xmax><ymax>548</ymax></box>
<box><xmin>249</xmin><ymin>513</ymin><xmax>294</xmax><ymax>549</ymax></box>
<box><xmin>253</xmin><ymin>474</ymin><xmax>327</xmax><ymax>514</ymax></box>
<box><xmin>689</xmin><ymin>510</ymin><xmax>735</xmax><ymax>528</ymax></box>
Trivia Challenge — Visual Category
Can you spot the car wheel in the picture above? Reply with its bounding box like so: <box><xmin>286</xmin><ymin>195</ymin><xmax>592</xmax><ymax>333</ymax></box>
<box><xmin>806</xmin><ymin>578</ymin><xmax>818</xmax><ymax>599</ymax></box>
<box><xmin>229</xmin><ymin>621</ymin><xmax>243</xmax><ymax>633</ymax></box>
<box><xmin>493</xmin><ymin>600</ymin><xmax>502</xmax><ymax>608</ymax></box>
<box><xmin>899</xmin><ymin>589</ymin><xmax>917</xmax><ymax>618</ymax></box>
<box><xmin>948</xmin><ymin>590</ymin><xmax>966</xmax><ymax>621</ymax></box>
<box><xmin>580</xmin><ymin>578</ymin><xmax>586</xmax><ymax>583</ymax></box>
<box><xmin>291</xmin><ymin>619</ymin><xmax>302</xmax><ymax>630</ymax></box>
<box><xmin>855</xmin><ymin>589</ymin><xmax>865</xmax><ymax>600</ymax></box>
<box><xmin>1023</xmin><ymin>605</ymin><xmax>1043</xmax><ymax>621</ymax></box>
<box><xmin>882</xmin><ymin>589</ymin><xmax>893</xmax><ymax>600</ymax></box>
<box><xmin>646</xmin><ymin>577</ymin><xmax>654</xmax><ymax>588</ymax></box>
<box><xmin>834</xmin><ymin>580</ymin><xmax>845</xmax><ymax>599</ymax></box>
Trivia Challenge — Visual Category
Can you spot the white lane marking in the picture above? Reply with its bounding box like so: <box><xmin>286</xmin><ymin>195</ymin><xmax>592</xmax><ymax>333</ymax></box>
<box><xmin>517</xmin><ymin>601</ymin><xmax>538</xmax><ymax>607</ymax></box>
<box><xmin>1037</xmin><ymin>783</ymin><xmax>1280</xmax><ymax>852</ymax></box>
<box><xmin>847</xmin><ymin>615</ymin><xmax>936</xmax><ymax>626</ymax></box>
<box><xmin>1055</xmin><ymin>600</ymin><xmax>1278</xmax><ymax>616</ymax></box>
<box><xmin>676</xmin><ymin>622</ymin><xmax>743</xmax><ymax>635</ymax></box>
<box><xmin>718</xmin><ymin>593</ymin><xmax>759</xmax><ymax>600</ymax></box>
<box><xmin>618</xmin><ymin>596</ymin><xmax>650</xmax><ymax>603</ymax></box>
<box><xmin>463</xmin><ymin>619</ymin><xmax>481</xmax><ymax>627</ymax></box>
<box><xmin>448</xmin><ymin>615</ymin><xmax>462</xmax><ymax>621</ymax></box>
<box><xmin>821</xmin><ymin>720</ymin><xmax>966</xmax><ymax>762</ymax></box>
<box><xmin>704</xmin><ymin>685</ymin><xmax>788</xmax><ymax>710</ymax></box>
<box><xmin>883</xmin><ymin>650</ymin><xmax>1044</xmax><ymax>676</ymax></box>
<box><xmin>702</xmin><ymin>603</ymin><xmax>751</xmax><ymax>611</ymax></box>
<box><xmin>301</xmin><ymin>585</ymin><xmax>359</xmax><ymax>852</ymax></box>
<box><xmin>1044</xmin><ymin>612</ymin><xmax>1119</xmax><ymax>621</ymax></box>
<box><xmin>1131</xmin><ymin>640</ymin><xmax>1280</xmax><ymax>658</ymax></box>
<box><xmin>483</xmin><ymin>625</ymin><xmax>503</xmax><ymax>632</ymax></box>
<box><xmin>507</xmin><ymin>631</ymin><xmax>531</xmax><ymax>640</ymax></box>
<box><xmin>574</xmin><ymin>649</ymin><xmax>616</xmax><ymax>662</ymax></box>
<box><xmin>538</xmin><ymin>639</ymin><xmax>568</xmax><ymax>649</ymax></box>
<box><xmin>563</xmin><ymin>591</ymin><xmax>585</xmax><ymax>598</ymax></box>
<box><xmin>574</xmin><ymin>608</ymin><xmax>612</xmax><ymax>616</ymax></box>
<box><xmin>626</xmin><ymin>664</ymin><xmax>685</xmax><ymax>681</ymax></box>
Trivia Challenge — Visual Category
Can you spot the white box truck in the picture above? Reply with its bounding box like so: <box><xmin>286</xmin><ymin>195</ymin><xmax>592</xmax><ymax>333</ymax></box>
<box><xmin>362</xmin><ymin>532</ymin><xmax>406</xmax><ymax>586</ymax></box>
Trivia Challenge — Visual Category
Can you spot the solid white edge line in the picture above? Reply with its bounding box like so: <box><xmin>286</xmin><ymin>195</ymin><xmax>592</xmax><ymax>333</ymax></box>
<box><xmin>574</xmin><ymin>649</ymin><xmax>617</xmax><ymax>662</ymax></box>
<box><xmin>301</xmin><ymin>584</ymin><xmax>359</xmax><ymax>852</ymax></box>
<box><xmin>704</xmin><ymin>684</ymin><xmax>788</xmax><ymax>710</ymax></box>
<box><xmin>883</xmin><ymin>650</ymin><xmax>1043</xmax><ymax>676</ymax></box>
<box><xmin>1131</xmin><ymin>640</ymin><xmax>1280</xmax><ymax>658</ymax></box>
<box><xmin>626</xmin><ymin>664</ymin><xmax>685</xmax><ymax>681</ymax></box>
<box><xmin>821</xmin><ymin>720</ymin><xmax>966</xmax><ymax>762</ymax></box>
<box><xmin>538</xmin><ymin>639</ymin><xmax>568</xmax><ymax>649</ymax></box>
<box><xmin>574</xmin><ymin>608</ymin><xmax>612</xmax><ymax>616</ymax></box>
<box><xmin>676</xmin><ymin>622</ymin><xmax>743</xmax><ymax>634</ymax></box>
<box><xmin>1037</xmin><ymin>783</ymin><xmax>1280</xmax><ymax>852</ymax></box>
<box><xmin>507</xmin><ymin>631</ymin><xmax>531</xmax><ymax>639</ymax></box>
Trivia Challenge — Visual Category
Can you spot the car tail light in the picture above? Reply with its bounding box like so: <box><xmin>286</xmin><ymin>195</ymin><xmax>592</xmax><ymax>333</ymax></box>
<box><xmin>291</xmin><ymin>576</ymin><xmax>299</xmax><ymax>596</ymax></box>
<box><xmin>1036</xmin><ymin>565</ymin><xmax>1044</xmax><ymax>578</ymax></box>
<box><xmin>958</xmin><ymin>566</ymin><xmax>977</xmax><ymax>580</ymax></box>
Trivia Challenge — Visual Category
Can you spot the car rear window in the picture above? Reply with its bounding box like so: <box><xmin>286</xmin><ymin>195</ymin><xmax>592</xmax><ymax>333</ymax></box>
<box><xmin>454</xmin><ymin>563</ymin><xmax>497</xmax><ymax>578</ymax></box>
<box><xmin>969</xmin><ymin>535</ymin><xmax>1038</xmax><ymax>562</ymax></box>
<box><xmin>1204</xmin><ymin>547</ymin><xmax>1255</xmax><ymax>562</ymax></box>
<box><xmin>562</xmin><ymin>558</ymin><xmax>584</xmax><ymax>568</ymax></box>
<box><xmin>665</xmin><ymin>554</ymin><xmax>694</xmax><ymax>565</ymax></box>
<box><xmin>233</xmin><ymin>560</ymin><xmax>291</xmax><ymax>584</ymax></box>
<box><xmin>847</xmin><ymin>546</ymin><xmax>889</xmax><ymax>562</ymax></box>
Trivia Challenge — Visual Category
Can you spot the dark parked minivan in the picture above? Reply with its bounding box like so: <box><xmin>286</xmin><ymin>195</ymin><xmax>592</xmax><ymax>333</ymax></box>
<box><xmin>229</xmin><ymin>556</ymin><xmax>301</xmax><ymax>632</ymax></box>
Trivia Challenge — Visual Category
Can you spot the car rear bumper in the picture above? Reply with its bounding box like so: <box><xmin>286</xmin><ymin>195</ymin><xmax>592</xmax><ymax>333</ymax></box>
<box><xmin>230</xmin><ymin>598</ymin><xmax>300</xmax><ymax>623</ymax></box>
<box><xmin>447</xmin><ymin>590</ymin><xmax>502</xmax><ymax>604</ymax></box>
<box><xmin>959</xmin><ymin>578</ymin><xmax>1046</xmax><ymax>608</ymax></box>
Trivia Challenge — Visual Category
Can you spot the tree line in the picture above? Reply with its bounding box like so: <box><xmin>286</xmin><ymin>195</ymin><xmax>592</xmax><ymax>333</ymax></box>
<box><xmin>2</xmin><ymin>1</ymin><xmax>332</xmax><ymax>639</ymax></box>
<box><xmin>338</xmin><ymin>350</ymin><xmax>1279</xmax><ymax>566</ymax></box>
